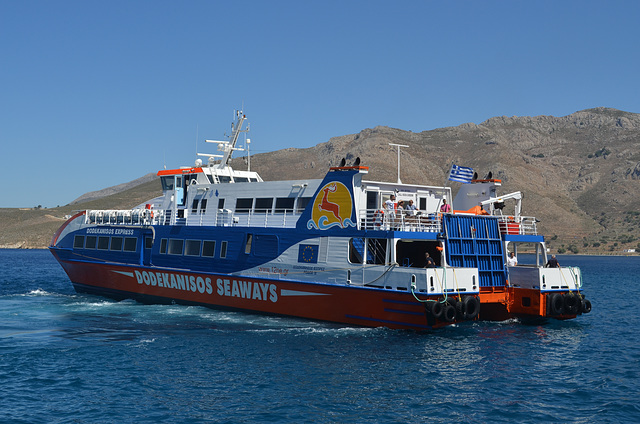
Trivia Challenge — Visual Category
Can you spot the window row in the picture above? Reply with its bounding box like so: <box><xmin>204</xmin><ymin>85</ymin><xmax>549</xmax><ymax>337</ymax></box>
<box><xmin>235</xmin><ymin>197</ymin><xmax>311</xmax><ymax>214</ymax></box>
<box><xmin>73</xmin><ymin>235</ymin><xmax>148</xmax><ymax>252</ymax></box>
<box><xmin>158</xmin><ymin>238</ymin><xmax>228</xmax><ymax>259</ymax></box>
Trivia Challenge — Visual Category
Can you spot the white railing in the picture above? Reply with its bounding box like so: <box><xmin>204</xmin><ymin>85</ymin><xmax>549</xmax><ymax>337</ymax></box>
<box><xmin>509</xmin><ymin>265</ymin><xmax>581</xmax><ymax>291</ymax></box>
<box><xmin>358</xmin><ymin>209</ymin><xmax>442</xmax><ymax>232</ymax></box>
<box><xmin>86</xmin><ymin>209</ymin><xmax>166</xmax><ymax>226</ymax></box>
<box><xmin>497</xmin><ymin>215</ymin><xmax>537</xmax><ymax>235</ymax></box>
<box><xmin>85</xmin><ymin>207</ymin><xmax>534</xmax><ymax>236</ymax></box>
<box><xmin>85</xmin><ymin>208</ymin><xmax>300</xmax><ymax>228</ymax></box>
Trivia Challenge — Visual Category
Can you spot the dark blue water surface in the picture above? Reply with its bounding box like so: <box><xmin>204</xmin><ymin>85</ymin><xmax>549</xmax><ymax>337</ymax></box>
<box><xmin>0</xmin><ymin>250</ymin><xmax>638</xmax><ymax>423</ymax></box>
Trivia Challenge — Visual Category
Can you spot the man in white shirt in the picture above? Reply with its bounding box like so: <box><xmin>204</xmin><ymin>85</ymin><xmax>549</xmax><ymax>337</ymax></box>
<box><xmin>507</xmin><ymin>251</ymin><xmax>517</xmax><ymax>266</ymax></box>
<box><xmin>384</xmin><ymin>194</ymin><xmax>396</xmax><ymax>229</ymax></box>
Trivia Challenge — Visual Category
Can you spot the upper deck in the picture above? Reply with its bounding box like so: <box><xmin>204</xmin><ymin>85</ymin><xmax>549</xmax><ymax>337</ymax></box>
<box><xmin>84</xmin><ymin>206</ymin><xmax>538</xmax><ymax>236</ymax></box>
<box><xmin>80</xmin><ymin>110</ymin><xmax>538</xmax><ymax>237</ymax></box>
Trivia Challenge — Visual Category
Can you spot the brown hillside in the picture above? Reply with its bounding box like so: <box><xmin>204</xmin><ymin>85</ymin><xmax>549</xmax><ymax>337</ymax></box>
<box><xmin>3</xmin><ymin>107</ymin><xmax>640</xmax><ymax>253</ymax></box>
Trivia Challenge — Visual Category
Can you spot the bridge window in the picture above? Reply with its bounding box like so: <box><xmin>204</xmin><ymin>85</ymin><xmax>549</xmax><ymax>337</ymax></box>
<box><xmin>159</xmin><ymin>238</ymin><xmax>168</xmax><ymax>254</ymax></box>
<box><xmin>220</xmin><ymin>241</ymin><xmax>228</xmax><ymax>258</ymax></box>
<box><xmin>202</xmin><ymin>240</ymin><xmax>216</xmax><ymax>257</ymax></box>
<box><xmin>218</xmin><ymin>175</ymin><xmax>231</xmax><ymax>183</ymax></box>
<box><xmin>200</xmin><ymin>199</ymin><xmax>207</xmax><ymax>213</ymax></box>
<box><xmin>218</xmin><ymin>198</ymin><xmax>225</xmax><ymax>209</ymax></box>
<box><xmin>192</xmin><ymin>199</ymin><xmax>199</xmax><ymax>213</ymax></box>
<box><xmin>145</xmin><ymin>237</ymin><xmax>153</xmax><ymax>249</ymax></box>
<box><xmin>234</xmin><ymin>177</ymin><xmax>249</xmax><ymax>183</ymax></box>
<box><xmin>160</xmin><ymin>176</ymin><xmax>175</xmax><ymax>190</ymax></box>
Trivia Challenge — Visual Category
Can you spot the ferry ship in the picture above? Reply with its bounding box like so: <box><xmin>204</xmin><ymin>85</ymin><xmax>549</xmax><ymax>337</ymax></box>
<box><xmin>49</xmin><ymin>111</ymin><xmax>591</xmax><ymax>329</ymax></box>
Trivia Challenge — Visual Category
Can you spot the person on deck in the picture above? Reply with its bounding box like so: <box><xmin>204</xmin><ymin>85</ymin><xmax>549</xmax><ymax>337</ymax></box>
<box><xmin>405</xmin><ymin>200</ymin><xmax>417</xmax><ymax>216</ymax></box>
<box><xmin>440</xmin><ymin>199</ymin><xmax>451</xmax><ymax>213</ymax></box>
<box><xmin>384</xmin><ymin>195</ymin><xmax>396</xmax><ymax>215</ymax></box>
<box><xmin>507</xmin><ymin>251</ymin><xmax>518</xmax><ymax>266</ymax></box>
<box><xmin>384</xmin><ymin>194</ymin><xmax>396</xmax><ymax>229</ymax></box>
<box><xmin>424</xmin><ymin>252</ymin><xmax>436</xmax><ymax>268</ymax></box>
<box><xmin>546</xmin><ymin>255</ymin><xmax>560</xmax><ymax>268</ymax></box>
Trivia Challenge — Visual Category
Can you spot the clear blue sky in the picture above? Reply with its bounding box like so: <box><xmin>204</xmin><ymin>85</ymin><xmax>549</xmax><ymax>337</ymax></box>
<box><xmin>2</xmin><ymin>0</ymin><xmax>639</xmax><ymax>208</ymax></box>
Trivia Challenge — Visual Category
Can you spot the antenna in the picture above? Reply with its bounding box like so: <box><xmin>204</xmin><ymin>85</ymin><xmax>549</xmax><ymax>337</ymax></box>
<box><xmin>197</xmin><ymin>109</ymin><xmax>249</xmax><ymax>168</ymax></box>
<box><xmin>389</xmin><ymin>143</ymin><xmax>409</xmax><ymax>183</ymax></box>
<box><xmin>195</xmin><ymin>124</ymin><xmax>199</xmax><ymax>162</ymax></box>
<box><xmin>246</xmin><ymin>138</ymin><xmax>251</xmax><ymax>172</ymax></box>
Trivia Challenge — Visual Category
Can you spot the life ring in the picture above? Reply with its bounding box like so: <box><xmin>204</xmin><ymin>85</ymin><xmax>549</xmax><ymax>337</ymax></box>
<box><xmin>547</xmin><ymin>293</ymin><xmax>564</xmax><ymax>316</ymax></box>
<box><xmin>372</xmin><ymin>210</ymin><xmax>384</xmax><ymax>227</ymax></box>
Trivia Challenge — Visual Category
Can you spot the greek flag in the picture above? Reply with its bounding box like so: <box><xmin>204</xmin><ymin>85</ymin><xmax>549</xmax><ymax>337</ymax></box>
<box><xmin>448</xmin><ymin>164</ymin><xmax>474</xmax><ymax>183</ymax></box>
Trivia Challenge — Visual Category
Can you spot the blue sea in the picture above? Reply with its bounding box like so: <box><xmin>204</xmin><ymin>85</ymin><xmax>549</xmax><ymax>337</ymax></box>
<box><xmin>0</xmin><ymin>250</ymin><xmax>638</xmax><ymax>423</ymax></box>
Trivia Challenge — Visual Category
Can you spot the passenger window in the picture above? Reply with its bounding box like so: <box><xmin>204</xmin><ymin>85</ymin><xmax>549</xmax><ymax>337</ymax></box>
<box><xmin>160</xmin><ymin>238</ymin><xmax>168</xmax><ymax>254</ymax></box>
<box><xmin>168</xmin><ymin>239</ymin><xmax>184</xmax><ymax>255</ymax></box>
<box><xmin>85</xmin><ymin>236</ymin><xmax>97</xmax><ymax>249</ymax></box>
<box><xmin>74</xmin><ymin>235</ymin><xmax>85</xmax><ymax>249</ymax></box>
<box><xmin>110</xmin><ymin>237</ymin><xmax>123</xmax><ymax>251</ymax></box>
<box><xmin>185</xmin><ymin>240</ymin><xmax>201</xmax><ymax>256</ymax></box>
<box><xmin>97</xmin><ymin>236</ymin><xmax>110</xmax><ymax>250</ymax></box>
<box><xmin>124</xmin><ymin>237</ymin><xmax>137</xmax><ymax>252</ymax></box>
<box><xmin>202</xmin><ymin>241</ymin><xmax>216</xmax><ymax>257</ymax></box>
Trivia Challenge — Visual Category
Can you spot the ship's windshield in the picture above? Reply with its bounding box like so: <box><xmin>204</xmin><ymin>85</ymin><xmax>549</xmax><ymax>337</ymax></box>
<box><xmin>161</xmin><ymin>176</ymin><xmax>175</xmax><ymax>190</ymax></box>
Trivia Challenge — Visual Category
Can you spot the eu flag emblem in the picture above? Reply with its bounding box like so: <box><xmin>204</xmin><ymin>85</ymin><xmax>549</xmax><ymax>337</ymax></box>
<box><xmin>298</xmin><ymin>244</ymin><xmax>319</xmax><ymax>263</ymax></box>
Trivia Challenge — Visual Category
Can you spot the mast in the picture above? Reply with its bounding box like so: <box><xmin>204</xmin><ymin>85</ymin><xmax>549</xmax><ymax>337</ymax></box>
<box><xmin>199</xmin><ymin>109</ymin><xmax>248</xmax><ymax>168</ymax></box>
<box><xmin>221</xmin><ymin>110</ymin><xmax>247</xmax><ymax>166</ymax></box>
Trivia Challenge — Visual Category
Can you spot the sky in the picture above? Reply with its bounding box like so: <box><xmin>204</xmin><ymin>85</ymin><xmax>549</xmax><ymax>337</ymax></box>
<box><xmin>1</xmin><ymin>0</ymin><xmax>639</xmax><ymax>208</ymax></box>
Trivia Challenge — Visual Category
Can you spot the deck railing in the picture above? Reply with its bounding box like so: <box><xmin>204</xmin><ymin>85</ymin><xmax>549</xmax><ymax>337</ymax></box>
<box><xmin>357</xmin><ymin>209</ymin><xmax>442</xmax><ymax>232</ymax></box>
<box><xmin>496</xmin><ymin>215</ymin><xmax>538</xmax><ymax>235</ymax></box>
<box><xmin>84</xmin><ymin>207</ymin><xmax>536</xmax><ymax>235</ymax></box>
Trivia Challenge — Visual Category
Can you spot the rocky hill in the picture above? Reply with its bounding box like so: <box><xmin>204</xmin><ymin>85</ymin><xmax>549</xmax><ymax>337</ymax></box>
<box><xmin>2</xmin><ymin>107</ymin><xmax>639</xmax><ymax>253</ymax></box>
<box><xmin>246</xmin><ymin>107</ymin><xmax>640</xmax><ymax>254</ymax></box>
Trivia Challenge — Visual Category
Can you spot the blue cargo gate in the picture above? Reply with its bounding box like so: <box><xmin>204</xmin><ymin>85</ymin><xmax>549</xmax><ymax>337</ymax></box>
<box><xmin>443</xmin><ymin>215</ymin><xmax>507</xmax><ymax>288</ymax></box>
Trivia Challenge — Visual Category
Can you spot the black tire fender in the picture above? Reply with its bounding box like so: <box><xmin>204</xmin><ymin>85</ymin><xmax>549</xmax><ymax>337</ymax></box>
<box><xmin>548</xmin><ymin>293</ymin><xmax>564</xmax><ymax>316</ymax></box>
<box><xmin>463</xmin><ymin>296</ymin><xmax>480</xmax><ymax>320</ymax></box>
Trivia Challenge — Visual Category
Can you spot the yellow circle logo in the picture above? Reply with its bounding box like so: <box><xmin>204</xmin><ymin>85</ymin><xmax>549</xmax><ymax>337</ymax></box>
<box><xmin>309</xmin><ymin>182</ymin><xmax>355</xmax><ymax>230</ymax></box>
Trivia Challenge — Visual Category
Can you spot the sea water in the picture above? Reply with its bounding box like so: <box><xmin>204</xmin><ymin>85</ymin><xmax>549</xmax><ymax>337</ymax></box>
<box><xmin>0</xmin><ymin>249</ymin><xmax>638</xmax><ymax>423</ymax></box>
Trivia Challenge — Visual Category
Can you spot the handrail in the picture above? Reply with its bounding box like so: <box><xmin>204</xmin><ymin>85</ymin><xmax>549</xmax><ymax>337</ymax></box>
<box><xmin>84</xmin><ymin>206</ymin><xmax>536</xmax><ymax>235</ymax></box>
<box><xmin>358</xmin><ymin>208</ymin><xmax>442</xmax><ymax>232</ymax></box>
